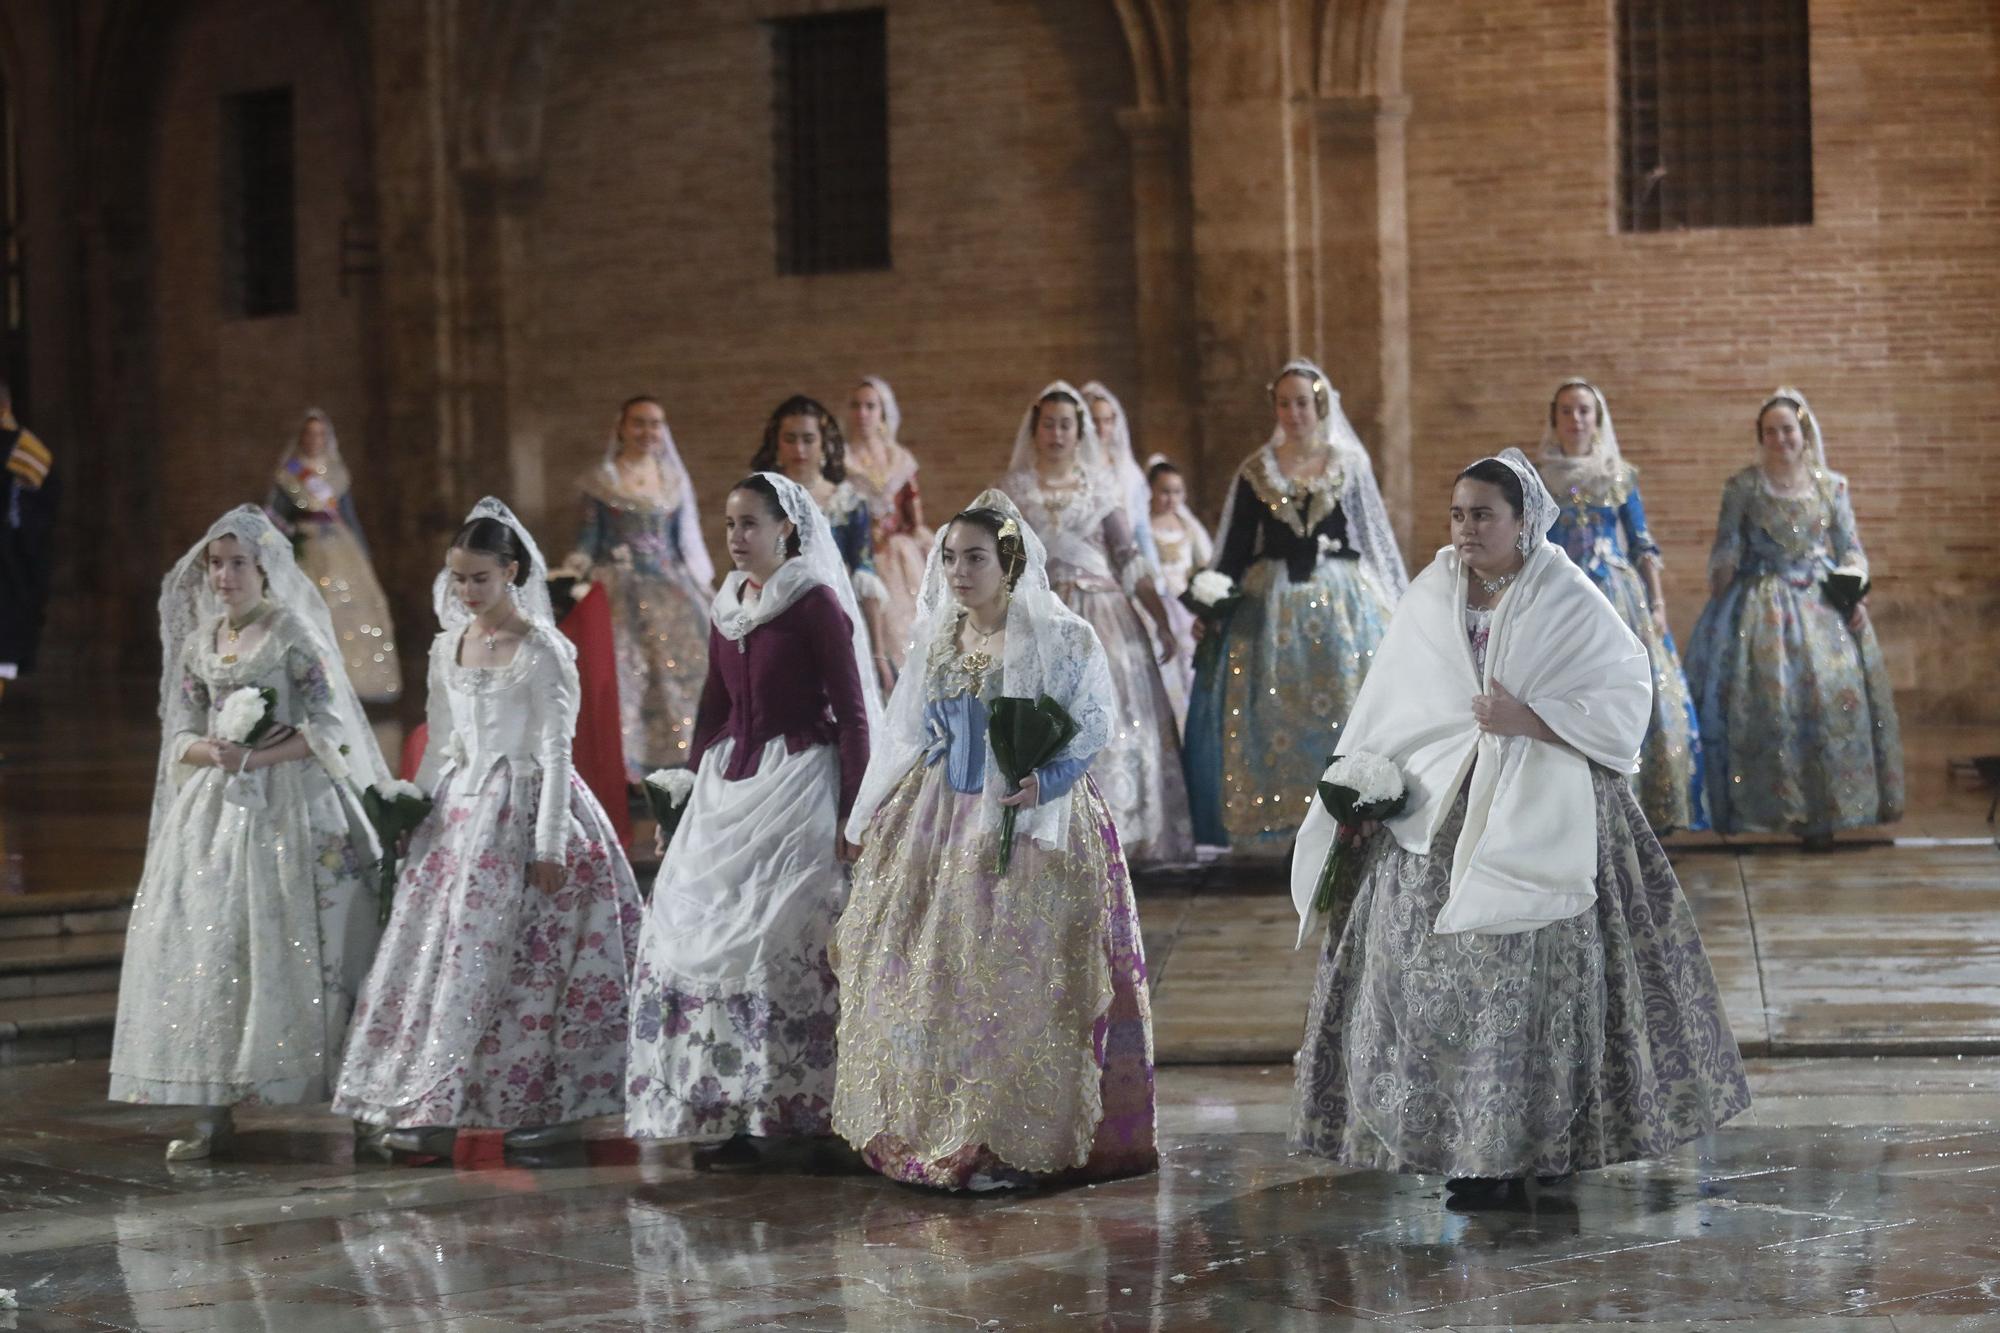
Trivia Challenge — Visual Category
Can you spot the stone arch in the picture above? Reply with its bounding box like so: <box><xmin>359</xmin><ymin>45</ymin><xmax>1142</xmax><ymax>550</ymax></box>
<box><xmin>1316</xmin><ymin>0</ymin><xmax>1407</xmax><ymax>99</ymax></box>
<box><xmin>1109</xmin><ymin>0</ymin><xmax>1184</xmax><ymax>112</ymax></box>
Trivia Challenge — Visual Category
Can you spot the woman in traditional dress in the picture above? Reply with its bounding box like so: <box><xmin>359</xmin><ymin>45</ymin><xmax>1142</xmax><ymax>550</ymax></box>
<box><xmin>1290</xmin><ymin>450</ymin><xmax>1751</xmax><ymax>1207</ymax></box>
<box><xmin>999</xmin><ymin>381</ymin><xmax>1191</xmax><ymax>867</ymax></box>
<box><xmin>263</xmin><ymin>409</ymin><xmax>400</xmax><ymax>703</ymax></box>
<box><xmin>110</xmin><ymin>506</ymin><xmax>389</xmax><ymax>1160</ymax></box>
<box><xmin>754</xmin><ymin>395</ymin><xmax>895</xmax><ymax>693</ymax></box>
<box><xmin>834</xmin><ymin>491</ymin><xmax>1157</xmax><ymax>1190</ymax></box>
<box><xmin>1539</xmin><ymin>379</ymin><xmax>1706</xmax><ymax>833</ymax></box>
<box><xmin>1144</xmin><ymin>455</ymin><xmax>1212</xmax><ymax>730</ymax></box>
<box><xmin>561</xmin><ymin>395</ymin><xmax>714</xmax><ymax>778</ymax></box>
<box><xmin>1081</xmin><ymin>381</ymin><xmax>1162</xmax><ymax>570</ymax></box>
<box><xmin>844</xmin><ymin>376</ymin><xmax>932</xmax><ymax>680</ymax></box>
<box><xmin>333</xmin><ymin>500</ymin><xmax>643</xmax><ymax>1156</ymax></box>
<box><xmin>1183</xmin><ymin>358</ymin><xmax>1405</xmax><ymax>852</ymax></box>
<box><xmin>1684</xmin><ymin>389</ymin><xmax>1904</xmax><ymax>845</ymax></box>
<box><xmin>625</xmin><ymin>473</ymin><xmax>874</xmax><ymax>1158</ymax></box>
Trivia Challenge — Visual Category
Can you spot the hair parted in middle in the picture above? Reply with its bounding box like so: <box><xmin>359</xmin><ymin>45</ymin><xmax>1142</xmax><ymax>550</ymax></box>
<box><xmin>752</xmin><ymin>394</ymin><xmax>848</xmax><ymax>484</ymax></box>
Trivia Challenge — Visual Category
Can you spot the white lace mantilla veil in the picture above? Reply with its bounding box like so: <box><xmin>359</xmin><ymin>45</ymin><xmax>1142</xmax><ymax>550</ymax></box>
<box><xmin>1536</xmin><ymin>378</ymin><xmax>1627</xmax><ymax>497</ymax></box>
<box><xmin>844</xmin><ymin>488</ymin><xmax>1117</xmax><ymax>852</ymax></box>
<box><xmin>860</xmin><ymin>375</ymin><xmax>902</xmax><ymax>443</ymax></box>
<box><xmin>1210</xmin><ymin>356</ymin><xmax>1409</xmax><ymax>599</ymax></box>
<box><xmin>1079</xmin><ymin>381</ymin><xmax>1152</xmax><ymax>528</ymax></box>
<box><xmin>711</xmin><ymin>471</ymin><xmax>883</xmax><ymax>730</ymax></box>
<box><xmin>152</xmin><ymin>505</ymin><xmax>392</xmax><ymax>835</ymax></box>
<box><xmin>1759</xmin><ymin>385</ymin><xmax>1830</xmax><ymax>472</ymax></box>
<box><xmin>1484</xmin><ymin>446</ymin><xmax>1562</xmax><ymax>552</ymax></box>
<box><xmin>589</xmin><ymin>415</ymin><xmax>715</xmax><ymax>588</ymax></box>
<box><xmin>275</xmin><ymin>407</ymin><xmax>353</xmax><ymax>499</ymax></box>
<box><xmin>435</xmin><ymin>497</ymin><xmax>576</xmax><ymax>664</ymax></box>
<box><xmin>1004</xmin><ymin>379</ymin><xmax>1108</xmax><ymax>480</ymax></box>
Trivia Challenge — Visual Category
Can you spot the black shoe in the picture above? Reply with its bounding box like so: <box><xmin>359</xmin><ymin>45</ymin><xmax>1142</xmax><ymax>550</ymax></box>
<box><xmin>693</xmin><ymin>1133</ymin><xmax>763</xmax><ymax>1171</ymax></box>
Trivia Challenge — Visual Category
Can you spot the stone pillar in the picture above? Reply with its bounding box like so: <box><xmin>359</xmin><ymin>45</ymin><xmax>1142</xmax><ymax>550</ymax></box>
<box><xmin>1181</xmin><ymin>0</ymin><xmax>1317</xmax><ymax>509</ymax></box>
<box><xmin>1310</xmin><ymin>93</ymin><xmax>1412</xmax><ymax>550</ymax></box>
<box><xmin>1115</xmin><ymin>105</ymin><xmax>1201</xmax><ymax>487</ymax></box>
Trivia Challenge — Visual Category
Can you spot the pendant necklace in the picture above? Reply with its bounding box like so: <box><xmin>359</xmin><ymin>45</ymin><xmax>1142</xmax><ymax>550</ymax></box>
<box><xmin>959</xmin><ymin>611</ymin><xmax>1004</xmax><ymax>695</ymax></box>
<box><xmin>221</xmin><ymin>601</ymin><xmax>269</xmax><ymax>666</ymax></box>
<box><xmin>1476</xmin><ymin>569</ymin><xmax>1518</xmax><ymax>598</ymax></box>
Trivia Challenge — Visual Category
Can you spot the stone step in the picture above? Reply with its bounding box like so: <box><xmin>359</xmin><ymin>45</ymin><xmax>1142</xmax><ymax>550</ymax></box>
<box><xmin>0</xmin><ymin>931</ymin><xmax>126</xmax><ymax>1002</ymax></box>
<box><xmin>0</xmin><ymin>889</ymin><xmax>135</xmax><ymax>940</ymax></box>
<box><xmin>0</xmin><ymin>988</ymin><xmax>117</xmax><ymax>1066</ymax></box>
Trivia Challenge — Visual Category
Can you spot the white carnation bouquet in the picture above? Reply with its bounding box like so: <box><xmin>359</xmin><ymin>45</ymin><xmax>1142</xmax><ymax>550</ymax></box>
<box><xmin>643</xmin><ymin>768</ymin><xmax>697</xmax><ymax>853</ymax></box>
<box><xmin>213</xmin><ymin>686</ymin><xmax>281</xmax><ymax>809</ymax></box>
<box><xmin>361</xmin><ymin>778</ymin><xmax>434</xmax><ymax>926</ymax></box>
<box><xmin>1180</xmin><ymin>571</ymin><xmax>1244</xmax><ymax>675</ymax></box>
<box><xmin>1310</xmin><ymin>752</ymin><xmax>1407</xmax><ymax>916</ymax></box>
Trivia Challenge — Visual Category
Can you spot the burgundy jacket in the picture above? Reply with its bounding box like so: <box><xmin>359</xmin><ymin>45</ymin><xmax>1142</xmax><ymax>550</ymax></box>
<box><xmin>688</xmin><ymin>583</ymin><xmax>871</xmax><ymax>820</ymax></box>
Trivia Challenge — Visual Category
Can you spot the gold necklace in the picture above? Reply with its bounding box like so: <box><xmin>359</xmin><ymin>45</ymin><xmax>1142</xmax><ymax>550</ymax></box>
<box><xmin>220</xmin><ymin>601</ymin><xmax>269</xmax><ymax>665</ymax></box>
<box><xmin>958</xmin><ymin>610</ymin><xmax>1005</xmax><ymax>695</ymax></box>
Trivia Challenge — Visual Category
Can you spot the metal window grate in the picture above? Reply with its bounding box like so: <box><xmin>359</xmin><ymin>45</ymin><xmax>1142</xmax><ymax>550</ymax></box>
<box><xmin>221</xmin><ymin>87</ymin><xmax>298</xmax><ymax>317</ymax></box>
<box><xmin>1618</xmin><ymin>0</ymin><xmax>1813</xmax><ymax>232</ymax></box>
<box><xmin>770</xmin><ymin>9</ymin><xmax>890</xmax><ymax>275</ymax></box>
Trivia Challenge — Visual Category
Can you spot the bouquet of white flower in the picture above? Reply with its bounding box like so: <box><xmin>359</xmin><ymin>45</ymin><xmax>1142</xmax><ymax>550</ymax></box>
<box><xmin>643</xmin><ymin>768</ymin><xmax>697</xmax><ymax>853</ymax></box>
<box><xmin>213</xmin><ymin>686</ymin><xmax>281</xmax><ymax>810</ymax></box>
<box><xmin>1180</xmin><ymin>571</ymin><xmax>1244</xmax><ymax>676</ymax></box>
<box><xmin>215</xmin><ymin>686</ymin><xmax>279</xmax><ymax>747</ymax></box>
<box><xmin>361</xmin><ymin>779</ymin><xmax>434</xmax><ymax>926</ymax></box>
<box><xmin>1310</xmin><ymin>752</ymin><xmax>1407</xmax><ymax>917</ymax></box>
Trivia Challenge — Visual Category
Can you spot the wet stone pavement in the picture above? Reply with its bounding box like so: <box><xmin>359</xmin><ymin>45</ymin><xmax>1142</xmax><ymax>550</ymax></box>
<box><xmin>0</xmin><ymin>1059</ymin><xmax>1996</xmax><ymax>1331</ymax></box>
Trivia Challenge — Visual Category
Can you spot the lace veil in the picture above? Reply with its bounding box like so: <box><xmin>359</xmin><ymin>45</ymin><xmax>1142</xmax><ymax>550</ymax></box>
<box><xmin>1759</xmin><ymin>385</ymin><xmax>1829</xmax><ymax>471</ymax></box>
<box><xmin>152</xmin><ymin>505</ymin><xmax>392</xmax><ymax>833</ymax></box>
<box><xmin>845</xmin><ymin>488</ymin><xmax>1115</xmax><ymax>852</ymax></box>
<box><xmin>433</xmin><ymin>497</ymin><xmax>574</xmax><ymax>660</ymax></box>
<box><xmin>859</xmin><ymin>375</ymin><xmax>902</xmax><ymax>444</ymax></box>
<box><xmin>1480</xmin><ymin>447</ymin><xmax>1561</xmax><ymax>554</ymax></box>
<box><xmin>587</xmin><ymin>413</ymin><xmax>714</xmax><ymax>587</ymax></box>
<box><xmin>1535</xmin><ymin>379</ymin><xmax>1626</xmax><ymax>498</ymax></box>
<box><xmin>1004</xmin><ymin>379</ymin><xmax>1106</xmax><ymax>477</ymax></box>
<box><xmin>711</xmin><ymin>472</ymin><xmax>883</xmax><ymax>730</ymax></box>
<box><xmin>1211</xmin><ymin>357</ymin><xmax>1408</xmax><ymax>598</ymax></box>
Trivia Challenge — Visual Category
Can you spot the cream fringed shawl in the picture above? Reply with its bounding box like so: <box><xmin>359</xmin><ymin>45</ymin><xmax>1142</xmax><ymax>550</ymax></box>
<box><xmin>1291</xmin><ymin>541</ymin><xmax>1652</xmax><ymax>942</ymax></box>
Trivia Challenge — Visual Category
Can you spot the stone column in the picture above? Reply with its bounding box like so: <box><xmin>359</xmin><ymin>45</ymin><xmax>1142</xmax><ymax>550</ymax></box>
<box><xmin>1116</xmin><ymin>105</ymin><xmax>1201</xmax><ymax>488</ymax></box>
<box><xmin>1310</xmin><ymin>92</ymin><xmax>1412</xmax><ymax>550</ymax></box>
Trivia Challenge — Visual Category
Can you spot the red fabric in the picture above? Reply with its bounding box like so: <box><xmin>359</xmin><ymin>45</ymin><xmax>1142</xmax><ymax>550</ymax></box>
<box><xmin>395</xmin><ymin>584</ymin><xmax>632</xmax><ymax>843</ymax></box>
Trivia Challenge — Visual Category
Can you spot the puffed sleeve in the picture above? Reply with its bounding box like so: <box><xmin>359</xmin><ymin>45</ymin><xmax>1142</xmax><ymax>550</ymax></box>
<box><xmin>1706</xmin><ymin>472</ymin><xmax>1751</xmax><ymax>585</ymax></box>
<box><xmin>1826</xmin><ymin>474</ymin><xmax>1870</xmax><ymax>579</ymax></box>
<box><xmin>414</xmin><ymin>633</ymin><xmax>458</xmax><ymax>796</ymax></box>
<box><xmin>283</xmin><ymin>626</ymin><xmax>353</xmax><ymax>784</ymax></box>
<box><xmin>531</xmin><ymin>632</ymin><xmax>582</xmax><ymax>863</ymax></box>
<box><xmin>800</xmin><ymin>588</ymin><xmax>871</xmax><ymax>821</ymax></box>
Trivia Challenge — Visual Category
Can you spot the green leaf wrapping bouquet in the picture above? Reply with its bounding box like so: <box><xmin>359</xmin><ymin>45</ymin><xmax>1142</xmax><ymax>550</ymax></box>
<box><xmin>986</xmin><ymin>695</ymin><xmax>1080</xmax><ymax>874</ymax></box>
<box><xmin>1309</xmin><ymin>751</ymin><xmax>1408</xmax><ymax>920</ymax></box>
<box><xmin>361</xmin><ymin>780</ymin><xmax>433</xmax><ymax>927</ymax></box>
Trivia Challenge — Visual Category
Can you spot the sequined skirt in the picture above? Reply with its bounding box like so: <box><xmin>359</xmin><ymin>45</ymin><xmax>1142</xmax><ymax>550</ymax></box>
<box><xmin>1588</xmin><ymin>561</ymin><xmax>1706</xmax><ymax>833</ymax></box>
<box><xmin>1291</xmin><ymin>771</ymin><xmax>1752</xmax><ymax>1177</ymax></box>
<box><xmin>831</xmin><ymin>762</ymin><xmax>1157</xmax><ymax>1189</ymax></box>
<box><xmin>604</xmin><ymin>565</ymin><xmax>711</xmax><ymax>778</ymax></box>
<box><xmin>297</xmin><ymin>522</ymin><xmax>400</xmax><ymax>704</ymax></box>
<box><xmin>1187</xmin><ymin>557</ymin><xmax>1390</xmax><ymax>852</ymax></box>
<box><xmin>1686</xmin><ymin>572</ymin><xmax>1905</xmax><ymax>835</ymax></box>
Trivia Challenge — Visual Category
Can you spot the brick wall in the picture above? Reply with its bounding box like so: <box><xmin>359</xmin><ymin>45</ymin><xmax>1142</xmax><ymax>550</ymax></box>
<box><xmin>520</xmin><ymin>0</ymin><xmax>1141</xmax><ymax>561</ymax></box>
<box><xmin>1399</xmin><ymin>0</ymin><xmax>2000</xmax><ymax>717</ymax></box>
<box><xmin>148</xmin><ymin>0</ymin><xmax>376</xmax><ymax>560</ymax></box>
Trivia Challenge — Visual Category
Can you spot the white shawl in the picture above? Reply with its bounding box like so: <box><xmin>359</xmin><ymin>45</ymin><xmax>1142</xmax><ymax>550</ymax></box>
<box><xmin>1291</xmin><ymin>539</ymin><xmax>1652</xmax><ymax>942</ymax></box>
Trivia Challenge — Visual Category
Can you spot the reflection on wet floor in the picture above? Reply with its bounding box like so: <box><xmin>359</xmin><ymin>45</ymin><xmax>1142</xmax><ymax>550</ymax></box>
<box><xmin>1</xmin><ymin>1058</ymin><xmax>1996</xmax><ymax>1329</ymax></box>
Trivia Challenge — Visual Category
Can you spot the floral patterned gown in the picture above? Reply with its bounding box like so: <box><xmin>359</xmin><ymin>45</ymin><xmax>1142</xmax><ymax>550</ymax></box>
<box><xmin>1684</xmin><ymin>468</ymin><xmax>1904</xmax><ymax>835</ymax></box>
<box><xmin>845</xmin><ymin>442</ymin><xmax>933</xmax><ymax>672</ymax></box>
<box><xmin>1545</xmin><ymin>464</ymin><xmax>1707</xmax><ymax>833</ymax></box>
<box><xmin>1291</xmin><ymin>604</ymin><xmax>1752</xmax><ymax>1177</ymax></box>
<box><xmin>333</xmin><ymin>625</ymin><xmax>644</xmax><ymax>1130</ymax></box>
<box><xmin>110</xmin><ymin>609</ymin><xmax>383</xmax><ymax>1106</ymax></box>
<box><xmin>832</xmin><ymin>632</ymin><xmax>1157</xmax><ymax>1189</ymax></box>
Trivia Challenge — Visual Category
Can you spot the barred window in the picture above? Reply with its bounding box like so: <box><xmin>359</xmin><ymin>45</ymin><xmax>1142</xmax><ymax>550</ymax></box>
<box><xmin>1618</xmin><ymin>0</ymin><xmax>1813</xmax><ymax>232</ymax></box>
<box><xmin>769</xmin><ymin>8</ymin><xmax>890</xmax><ymax>275</ymax></box>
<box><xmin>221</xmin><ymin>87</ymin><xmax>298</xmax><ymax>317</ymax></box>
